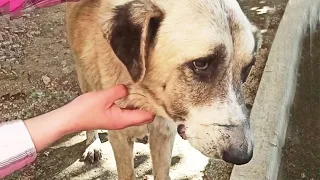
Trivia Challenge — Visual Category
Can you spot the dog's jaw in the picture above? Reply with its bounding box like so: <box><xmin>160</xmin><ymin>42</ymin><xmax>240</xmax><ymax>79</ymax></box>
<box><xmin>178</xmin><ymin>81</ymin><xmax>253</xmax><ymax>164</ymax></box>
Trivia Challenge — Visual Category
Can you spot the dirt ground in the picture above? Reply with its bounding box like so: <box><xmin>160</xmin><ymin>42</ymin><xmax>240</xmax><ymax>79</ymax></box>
<box><xmin>278</xmin><ymin>23</ymin><xmax>320</xmax><ymax>180</ymax></box>
<box><xmin>0</xmin><ymin>0</ymin><xmax>287</xmax><ymax>179</ymax></box>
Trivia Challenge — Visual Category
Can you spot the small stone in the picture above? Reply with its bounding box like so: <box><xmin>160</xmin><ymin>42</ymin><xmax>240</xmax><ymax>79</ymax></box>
<box><xmin>42</xmin><ymin>75</ymin><xmax>51</xmax><ymax>85</ymax></box>
<box><xmin>1</xmin><ymin>69</ymin><xmax>7</xmax><ymax>74</ymax></box>
<box><xmin>34</xmin><ymin>31</ymin><xmax>41</xmax><ymax>35</ymax></box>
<box><xmin>8</xmin><ymin>35</ymin><xmax>13</xmax><ymax>43</ymax></box>
<box><xmin>7</xmin><ymin>58</ymin><xmax>16</xmax><ymax>63</ymax></box>
<box><xmin>26</xmin><ymin>33</ymin><xmax>33</xmax><ymax>38</ymax></box>
<box><xmin>301</xmin><ymin>173</ymin><xmax>306</xmax><ymax>178</ymax></box>
<box><xmin>21</xmin><ymin>14</ymin><xmax>30</xmax><ymax>17</ymax></box>
<box><xmin>3</xmin><ymin>41</ymin><xmax>10</xmax><ymax>45</ymax></box>
<box><xmin>0</xmin><ymin>56</ymin><xmax>6</xmax><ymax>60</ymax></box>
<box><xmin>12</xmin><ymin>44</ymin><xmax>20</xmax><ymax>48</ymax></box>
<box><xmin>61</xmin><ymin>60</ymin><xmax>67</xmax><ymax>67</ymax></box>
<box><xmin>13</xmin><ymin>30</ymin><xmax>25</xmax><ymax>33</ymax></box>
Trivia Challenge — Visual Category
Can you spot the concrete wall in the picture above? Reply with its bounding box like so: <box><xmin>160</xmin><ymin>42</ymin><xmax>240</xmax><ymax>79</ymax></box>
<box><xmin>230</xmin><ymin>0</ymin><xmax>320</xmax><ymax>179</ymax></box>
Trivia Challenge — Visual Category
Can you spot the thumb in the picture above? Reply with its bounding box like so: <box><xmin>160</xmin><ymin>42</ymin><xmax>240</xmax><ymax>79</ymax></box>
<box><xmin>119</xmin><ymin>109</ymin><xmax>155</xmax><ymax>125</ymax></box>
<box><xmin>97</xmin><ymin>84</ymin><xmax>128</xmax><ymax>107</ymax></box>
<box><xmin>108</xmin><ymin>107</ymin><xmax>155</xmax><ymax>129</ymax></box>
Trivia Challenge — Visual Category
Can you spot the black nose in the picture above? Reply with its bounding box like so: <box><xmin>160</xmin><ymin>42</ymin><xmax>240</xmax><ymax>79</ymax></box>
<box><xmin>222</xmin><ymin>147</ymin><xmax>253</xmax><ymax>165</ymax></box>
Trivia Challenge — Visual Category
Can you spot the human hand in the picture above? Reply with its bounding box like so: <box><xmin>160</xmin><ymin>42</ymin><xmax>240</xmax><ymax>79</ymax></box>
<box><xmin>65</xmin><ymin>84</ymin><xmax>155</xmax><ymax>132</ymax></box>
<box><xmin>24</xmin><ymin>84</ymin><xmax>154</xmax><ymax>152</ymax></box>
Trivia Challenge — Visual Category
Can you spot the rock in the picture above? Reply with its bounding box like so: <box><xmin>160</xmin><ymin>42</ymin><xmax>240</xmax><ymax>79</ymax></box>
<box><xmin>33</xmin><ymin>31</ymin><xmax>41</xmax><ymax>35</ymax></box>
<box><xmin>61</xmin><ymin>60</ymin><xmax>67</xmax><ymax>67</ymax></box>
<box><xmin>12</xmin><ymin>44</ymin><xmax>20</xmax><ymax>49</ymax></box>
<box><xmin>21</xmin><ymin>14</ymin><xmax>30</xmax><ymax>17</ymax></box>
<box><xmin>8</xmin><ymin>35</ymin><xmax>13</xmax><ymax>43</ymax></box>
<box><xmin>26</xmin><ymin>33</ymin><xmax>33</xmax><ymax>38</ymax></box>
<box><xmin>41</xmin><ymin>75</ymin><xmax>51</xmax><ymax>85</ymax></box>
<box><xmin>0</xmin><ymin>56</ymin><xmax>6</xmax><ymax>60</ymax></box>
<box><xmin>7</xmin><ymin>58</ymin><xmax>16</xmax><ymax>63</ymax></box>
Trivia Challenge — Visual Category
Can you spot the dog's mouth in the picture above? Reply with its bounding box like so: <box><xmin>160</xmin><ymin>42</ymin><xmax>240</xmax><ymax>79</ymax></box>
<box><xmin>177</xmin><ymin>124</ymin><xmax>187</xmax><ymax>140</ymax></box>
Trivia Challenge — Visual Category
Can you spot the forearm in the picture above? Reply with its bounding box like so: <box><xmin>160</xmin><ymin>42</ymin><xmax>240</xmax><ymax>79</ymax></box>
<box><xmin>0</xmin><ymin>107</ymin><xmax>74</xmax><ymax>178</ymax></box>
<box><xmin>24</xmin><ymin>105</ymin><xmax>78</xmax><ymax>152</ymax></box>
<box><xmin>0</xmin><ymin>100</ymin><xmax>80</xmax><ymax>178</ymax></box>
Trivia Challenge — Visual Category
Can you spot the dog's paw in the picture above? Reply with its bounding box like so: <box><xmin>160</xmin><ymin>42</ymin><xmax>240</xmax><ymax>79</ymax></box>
<box><xmin>80</xmin><ymin>138</ymin><xmax>102</xmax><ymax>163</ymax></box>
<box><xmin>143</xmin><ymin>175</ymin><xmax>154</xmax><ymax>180</ymax></box>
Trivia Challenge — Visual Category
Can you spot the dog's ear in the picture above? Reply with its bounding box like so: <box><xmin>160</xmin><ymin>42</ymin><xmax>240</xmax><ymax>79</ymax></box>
<box><xmin>105</xmin><ymin>0</ymin><xmax>163</xmax><ymax>83</ymax></box>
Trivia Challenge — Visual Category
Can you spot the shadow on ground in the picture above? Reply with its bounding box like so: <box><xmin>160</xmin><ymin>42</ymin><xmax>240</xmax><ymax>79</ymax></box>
<box><xmin>6</xmin><ymin>131</ymin><xmax>216</xmax><ymax>180</ymax></box>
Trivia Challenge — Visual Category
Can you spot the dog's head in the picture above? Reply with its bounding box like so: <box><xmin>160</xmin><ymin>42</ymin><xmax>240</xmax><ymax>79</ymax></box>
<box><xmin>102</xmin><ymin>0</ymin><xmax>262</xmax><ymax>165</ymax></box>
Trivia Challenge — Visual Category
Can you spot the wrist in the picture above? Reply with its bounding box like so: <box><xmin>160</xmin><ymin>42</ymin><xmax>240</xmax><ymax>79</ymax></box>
<box><xmin>52</xmin><ymin>105</ymin><xmax>78</xmax><ymax>136</ymax></box>
<box><xmin>39</xmin><ymin>104</ymin><xmax>79</xmax><ymax>139</ymax></box>
<box><xmin>56</xmin><ymin>101</ymin><xmax>86</xmax><ymax>135</ymax></box>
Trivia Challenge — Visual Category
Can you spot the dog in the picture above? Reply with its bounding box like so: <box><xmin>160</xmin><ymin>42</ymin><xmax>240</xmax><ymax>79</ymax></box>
<box><xmin>65</xmin><ymin>0</ymin><xmax>262</xmax><ymax>179</ymax></box>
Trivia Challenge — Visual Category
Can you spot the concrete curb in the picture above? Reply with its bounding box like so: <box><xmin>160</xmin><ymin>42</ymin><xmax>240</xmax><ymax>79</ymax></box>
<box><xmin>230</xmin><ymin>0</ymin><xmax>320</xmax><ymax>180</ymax></box>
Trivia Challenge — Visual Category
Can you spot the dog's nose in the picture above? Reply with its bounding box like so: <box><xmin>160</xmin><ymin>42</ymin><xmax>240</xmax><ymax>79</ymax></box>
<box><xmin>222</xmin><ymin>144</ymin><xmax>253</xmax><ymax>165</ymax></box>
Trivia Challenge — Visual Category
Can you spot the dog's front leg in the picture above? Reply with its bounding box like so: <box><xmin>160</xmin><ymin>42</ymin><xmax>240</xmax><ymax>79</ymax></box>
<box><xmin>108</xmin><ymin>130</ymin><xmax>136</xmax><ymax>180</ymax></box>
<box><xmin>149</xmin><ymin>117</ymin><xmax>176</xmax><ymax>180</ymax></box>
<box><xmin>81</xmin><ymin>130</ymin><xmax>102</xmax><ymax>163</ymax></box>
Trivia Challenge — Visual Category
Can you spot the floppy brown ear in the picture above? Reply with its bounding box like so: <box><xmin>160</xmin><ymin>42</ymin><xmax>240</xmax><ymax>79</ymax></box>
<box><xmin>105</xmin><ymin>0</ymin><xmax>163</xmax><ymax>83</ymax></box>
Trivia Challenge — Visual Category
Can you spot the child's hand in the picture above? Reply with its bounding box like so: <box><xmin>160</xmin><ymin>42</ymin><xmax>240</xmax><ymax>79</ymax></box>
<box><xmin>24</xmin><ymin>84</ymin><xmax>154</xmax><ymax>152</ymax></box>
<box><xmin>66</xmin><ymin>84</ymin><xmax>155</xmax><ymax>132</ymax></box>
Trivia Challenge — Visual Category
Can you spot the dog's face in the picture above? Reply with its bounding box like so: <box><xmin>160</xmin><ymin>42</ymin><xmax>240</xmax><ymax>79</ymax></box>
<box><xmin>103</xmin><ymin>0</ymin><xmax>261</xmax><ymax>165</ymax></box>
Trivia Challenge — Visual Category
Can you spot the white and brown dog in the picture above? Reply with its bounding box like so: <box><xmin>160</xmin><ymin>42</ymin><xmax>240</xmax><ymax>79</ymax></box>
<box><xmin>65</xmin><ymin>0</ymin><xmax>262</xmax><ymax>179</ymax></box>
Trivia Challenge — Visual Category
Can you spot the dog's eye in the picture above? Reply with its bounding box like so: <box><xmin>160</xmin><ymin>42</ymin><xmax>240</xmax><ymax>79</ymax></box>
<box><xmin>193</xmin><ymin>61</ymin><xmax>209</xmax><ymax>71</ymax></box>
<box><xmin>188</xmin><ymin>60</ymin><xmax>213</xmax><ymax>79</ymax></box>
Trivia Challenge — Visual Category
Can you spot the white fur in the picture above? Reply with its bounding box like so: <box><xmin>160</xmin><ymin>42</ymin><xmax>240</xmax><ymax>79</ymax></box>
<box><xmin>184</xmin><ymin>79</ymin><xmax>252</xmax><ymax>158</ymax></box>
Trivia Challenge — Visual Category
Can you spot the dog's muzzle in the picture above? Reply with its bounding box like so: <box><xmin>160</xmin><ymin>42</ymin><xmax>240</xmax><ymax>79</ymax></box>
<box><xmin>179</xmin><ymin>121</ymin><xmax>254</xmax><ymax>165</ymax></box>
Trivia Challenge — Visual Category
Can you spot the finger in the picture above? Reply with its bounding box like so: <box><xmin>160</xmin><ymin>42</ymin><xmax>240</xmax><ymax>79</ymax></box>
<box><xmin>110</xmin><ymin>108</ymin><xmax>155</xmax><ymax>129</ymax></box>
<box><xmin>97</xmin><ymin>84</ymin><xmax>128</xmax><ymax>105</ymax></box>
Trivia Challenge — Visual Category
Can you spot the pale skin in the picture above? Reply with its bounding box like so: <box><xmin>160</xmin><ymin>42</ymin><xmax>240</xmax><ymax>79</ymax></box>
<box><xmin>24</xmin><ymin>84</ymin><xmax>155</xmax><ymax>152</ymax></box>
